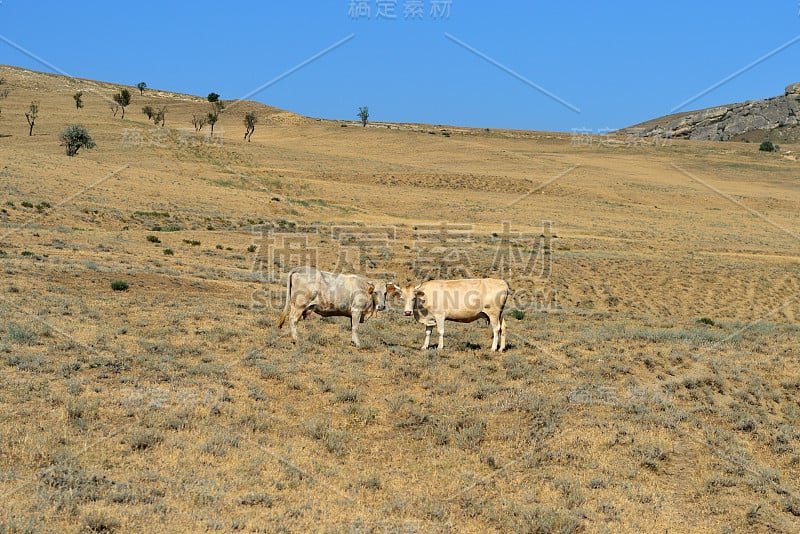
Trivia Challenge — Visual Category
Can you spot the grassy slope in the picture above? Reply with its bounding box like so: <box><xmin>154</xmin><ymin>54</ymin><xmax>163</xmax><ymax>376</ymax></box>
<box><xmin>1</xmin><ymin>65</ymin><xmax>799</xmax><ymax>532</ymax></box>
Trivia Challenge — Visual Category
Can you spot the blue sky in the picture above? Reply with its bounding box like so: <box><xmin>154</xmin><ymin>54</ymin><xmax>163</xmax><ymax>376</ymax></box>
<box><xmin>1</xmin><ymin>1</ymin><xmax>799</xmax><ymax>132</ymax></box>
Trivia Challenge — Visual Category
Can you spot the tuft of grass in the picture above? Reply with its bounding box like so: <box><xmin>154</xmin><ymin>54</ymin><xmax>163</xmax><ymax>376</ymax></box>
<box><xmin>125</xmin><ymin>429</ymin><xmax>162</xmax><ymax>451</ymax></box>
<box><xmin>239</xmin><ymin>493</ymin><xmax>276</xmax><ymax>506</ymax></box>
<box><xmin>6</xmin><ymin>322</ymin><xmax>37</xmax><ymax>345</ymax></box>
<box><xmin>110</xmin><ymin>280</ymin><xmax>129</xmax><ymax>291</ymax></box>
<box><xmin>698</xmin><ymin>317</ymin><xmax>715</xmax><ymax>326</ymax></box>
<box><xmin>81</xmin><ymin>511</ymin><xmax>121</xmax><ymax>533</ymax></box>
<box><xmin>146</xmin><ymin>235</ymin><xmax>161</xmax><ymax>243</ymax></box>
<box><xmin>163</xmin><ymin>248</ymin><xmax>174</xmax><ymax>255</ymax></box>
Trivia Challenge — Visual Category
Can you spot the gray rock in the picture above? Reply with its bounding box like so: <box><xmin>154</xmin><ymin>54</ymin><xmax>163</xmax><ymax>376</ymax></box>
<box><xmin>637</xmin><ymin>84</ymin><xmax>800</xmax><ymax>141</ymax></box>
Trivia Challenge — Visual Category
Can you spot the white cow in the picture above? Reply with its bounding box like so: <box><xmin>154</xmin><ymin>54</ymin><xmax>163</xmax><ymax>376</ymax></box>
<box><xmin>277</xmin><ymin>267</ymin><xmax>389</xmax><ymax>347</ymax></box>
<box><xmin>388</xmin><ymin>278</ymin><xmax>509</xmax><ymax>351</ymax></box>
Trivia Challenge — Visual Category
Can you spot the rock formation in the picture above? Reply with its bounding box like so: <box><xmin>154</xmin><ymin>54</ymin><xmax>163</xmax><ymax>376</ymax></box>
<box><xmin>632</xmin><ymin>83</ymin><xmax>800</xmax><ymax>141</ymax></box>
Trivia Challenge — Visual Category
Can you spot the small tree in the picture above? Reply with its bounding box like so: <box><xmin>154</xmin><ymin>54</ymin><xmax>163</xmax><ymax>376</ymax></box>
<box><xmin>60</xmin><ymin>124</ymin><xmax>96</xmax><ymax>156</ymax></box>
<box><xmin>73</xmin><ymin>92</ymin><xmax>84</xmax><ymax>109</ymax></box>
<box><xmin>358</xmin><ymin>106</ymin><xmax>369</xmax><ymax>127</ymax></box>
<box><xmin>25</xmin><ymin>101</ymin><xmax>39</xmax><ymax>136</ymax></box>
<box><xmin>192</xmin><ymin>113</ymin><xmax>206</xmax><ymax>132</ymax></box>
<box><xmin>142</xmin><ymin>105</ymin><xmax>154</xmax><ymax>119</ymax></box>
<box><xmin>112</xmin><ymin>88</ymin><xmax>131</xmax><ymax>119</ymax></box>
<box><xmin>759</xmin><ymin>140</ymin><xmax>777</xmax><ymax>152</ymax></box>
<box><xmin>137</xmin><ymin>82</ymin><xmax>147</xmax><ymax>95</ymax></box>
<box><xmin>243</xmin><ymin>111</ymin><xmax>257</xmax><ymax>142</ymax></box>
<box><xmin>207</xmin><ymin>109</ymin><xmax>219</xmax><ymax>135</ymax></box>
<box><xmin>110</xmin><ymin>103</ymin><xmax>119</xmax><ymax>118</ymax></box>
<box><xmin>206</xmin><ymin>97</ymin><xmax>224</xmax><ymax>135</ymax></box>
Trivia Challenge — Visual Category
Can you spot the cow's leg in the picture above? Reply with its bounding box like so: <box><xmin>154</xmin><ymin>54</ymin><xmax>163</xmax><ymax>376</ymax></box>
<box><xmin>489</xmin><ymin>315</ymin><xmax>501</xmax><ymax>351</ymax></box>
<box><xmin>436</xmin><ymin>316</ymin><xmax>445</xmax><ymax>350</ymax></box>
<box><xmin>499</xmin><ymin>317</ymin><xmax>507</xmax><ymax>351</ymax></box>
<box><xmin>350</xmin><ymin>314</ymin><xmax>362</xmax><ymax>348</ymax></box>
<box><xmin>422</xmin><ymin>325</ymin><xmax>433</xmax><ymax>350</ymax></box>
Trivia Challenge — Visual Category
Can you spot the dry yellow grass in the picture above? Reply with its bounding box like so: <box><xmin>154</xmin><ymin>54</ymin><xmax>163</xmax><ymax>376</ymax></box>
<box><xmin>1</xmin><ymin>64</ymin><xmax>799</xmax><ymax>532</ymax></box>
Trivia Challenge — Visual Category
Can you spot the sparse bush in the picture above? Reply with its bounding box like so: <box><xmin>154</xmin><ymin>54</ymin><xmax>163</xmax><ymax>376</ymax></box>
<box><xmin>163</xmin><ymin>248</ymin><xmax>174</xmax><ymax>255</ymax></box>
<box><xmin>247</xmin><ymin>244</ymin><xmax>257</xmax><ymax>253</ymax></box>
<box><xmin>153</xmin><ymin>106</ymin><xmax>166</xmax><ymax>127</ymax></box>
<box><xmin>59</xmin><ymin>124</ymin><xmax>96</xmax><ymax>156</ymax></box>
<box><xmin>110</xmin><ymin>280</ymin><xmax>129</xmax><ymax>291</ymax></box>
<box><xmin>698</xmin><ymin>317</ymin><xmax>715</xmax><ymax>326</ymax></box>
<box><xmin>146</xmin><ymin>235</ymin><xmax>161</xmax><ymax>243</ymax></box>
<box><xmin>142</xmin><ymin>105</ymin><xmax>154</xmax><ymax>119</ymax></box>
<box><xmin>73</xmin><ymin>91</ymin><xmax>83</xmax><ymax>109</ymax></box>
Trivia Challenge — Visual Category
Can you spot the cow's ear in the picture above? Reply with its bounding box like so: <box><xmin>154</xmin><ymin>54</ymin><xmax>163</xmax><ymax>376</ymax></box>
<box><xmin>367</xmin><ymin>284</ymin><xmax>374</xmax><ymax>295</ymax></box>
<box><xmin>415</xmin><ymin>290</ymin><xmax>425</xmax><ymax>298</ymax></box>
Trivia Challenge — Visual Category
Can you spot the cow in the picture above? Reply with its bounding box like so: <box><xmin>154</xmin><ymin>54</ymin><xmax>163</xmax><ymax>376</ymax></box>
<box><xmin>277</xmin><ymin>267</ymin><xmax>389</xmax><ymax>347</ymax></box>
<box><xmin>388</xmin><ymin>278</ymin><xmax>509</xmax><ymax>351</ymax></box>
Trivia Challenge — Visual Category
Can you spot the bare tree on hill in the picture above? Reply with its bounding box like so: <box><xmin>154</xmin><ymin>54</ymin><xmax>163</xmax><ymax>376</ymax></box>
<box><xmin>243</xmin><ymin>111</ymin><xmax>257</xmax><ymax>142</ymax></box>
<box><xmin>25</xmin><ymin>102</ymin><xmax>39</xmax><ymax>136</ymax></box>
<box><xmin>192</xmin><ymin>113</ymin><xmax>206</xmax><ymax>132</ymax></box>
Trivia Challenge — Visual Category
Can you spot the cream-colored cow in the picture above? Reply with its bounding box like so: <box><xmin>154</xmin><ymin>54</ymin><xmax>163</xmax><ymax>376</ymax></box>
<box><xmin>388</xmin><ymin>278</ymin><xmax>509</xmax><ymax>351</ymax></box>
<box><xmin>278</xmin><ymin>267</ymin><xmax>389</xmax><ymax>347</ymax></box>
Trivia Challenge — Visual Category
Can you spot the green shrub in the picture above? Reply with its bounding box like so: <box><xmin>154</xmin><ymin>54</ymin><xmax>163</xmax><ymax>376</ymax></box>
<box><xmin>759</xmin><ymin>140</ymin><xmax>776</xmax><ymax>152</ymax></box>
<box><xmin>146</xmin><ymin>235</ymin><xmax>161</xmax><ymax>243</ymax></box>
<box><xmin>163</xmin><ymin>249</ymin><xmax>174</xmax><ymax>256</ymax></box>
<box><xmin>110</xmin><ymin>280</ymin><xmax>129</xmax><ymax>291</ymax></box>
<box><xmin>59</xmin><ymin>124</ymin><xmax>96</xmax><ymax>156</ymax></box>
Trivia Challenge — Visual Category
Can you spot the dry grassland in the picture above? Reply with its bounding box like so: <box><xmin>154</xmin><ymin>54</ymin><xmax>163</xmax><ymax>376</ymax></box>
<box><xmin>1</xmin><ymin>65</ymin><xmax>799</xmax><ymax>532</ymax></box>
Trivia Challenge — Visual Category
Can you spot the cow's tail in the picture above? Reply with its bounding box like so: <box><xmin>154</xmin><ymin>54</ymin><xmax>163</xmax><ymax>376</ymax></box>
<box><xmin>277</xmin><ymin>271</ymin><xmax>294</xmax><ymax>329</ymax></box>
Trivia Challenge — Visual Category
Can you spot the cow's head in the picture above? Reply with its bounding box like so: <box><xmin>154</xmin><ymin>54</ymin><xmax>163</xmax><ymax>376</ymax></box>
<box><xmin>367</xmin><ymin>279</ymin><xmax>389</xmax><ymax>312</ymax></box>
<box><xmin>387</xmin><ymin>283</ymin><xmax>423</xmax><ymax>317</ymax></box>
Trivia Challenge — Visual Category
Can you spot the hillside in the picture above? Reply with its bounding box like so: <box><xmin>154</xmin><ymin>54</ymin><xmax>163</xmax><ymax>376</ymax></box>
<box><xmin>625</xmin><ymin>82</ymin><xmax>800</xmax><ymax>143</ymax></box>
<box><xmin>1</xmin><ymin>64</ymin><xmax>800</xmax><ymax>532</ymax></box>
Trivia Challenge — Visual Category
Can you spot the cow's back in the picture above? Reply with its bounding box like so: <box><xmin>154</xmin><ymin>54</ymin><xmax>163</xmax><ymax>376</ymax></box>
<box><xmin>418</xmin><ymin>278</ymin><xmax>508</xmax><ymax>321</ymax></box>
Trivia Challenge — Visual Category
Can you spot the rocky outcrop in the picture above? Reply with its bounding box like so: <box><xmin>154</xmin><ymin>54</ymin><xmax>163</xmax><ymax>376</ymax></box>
<box><xmin>633</xmin><ymin>83</ymin><xmax>800</xmax><ymax>141</ymax></box>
